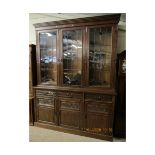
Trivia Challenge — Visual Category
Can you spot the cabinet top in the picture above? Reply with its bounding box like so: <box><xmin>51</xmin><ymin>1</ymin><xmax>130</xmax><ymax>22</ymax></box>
<box><xmin>34</xmin><ymin>14</ymin><xmax>121</xmax><ymax>30</ymax></box>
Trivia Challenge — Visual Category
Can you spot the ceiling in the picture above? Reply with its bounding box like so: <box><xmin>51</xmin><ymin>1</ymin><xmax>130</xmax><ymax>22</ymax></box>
<box><xmin>29</xmin><ymin>13</ymin><xmax>126</xmax><ymax>30</ymax></box>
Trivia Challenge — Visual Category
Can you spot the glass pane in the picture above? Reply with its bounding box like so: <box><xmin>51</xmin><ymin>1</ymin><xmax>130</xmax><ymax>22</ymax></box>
<box><xmin>40</xmin><ymin>32</ymin><xmax>57</xmax><ymax>85</ymax></box>
<box><xmin>89</xmin><ymin>27</ymin><xmax>112</xmax><ymax>87</ymax></box>
<box><xmin>62</xmin><ymin>29</ymin><xmax>82</xmax><ymax>86</ymax></box>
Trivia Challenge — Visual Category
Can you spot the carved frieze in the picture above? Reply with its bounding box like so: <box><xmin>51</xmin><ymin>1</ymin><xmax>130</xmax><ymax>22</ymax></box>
<box><xmin>61</xmin><ymin>101</ymin><xmax>80</xmax><ymax>110</ymax></box>
<box><xmin>87</xmin><ymin>103</ymin><xmax>112</xmax><ymax>114</ymax></box>
<box><xmin>38</xmin><ymin>98</ymin><xmax>54</xmax><ymax>106</ymax></box>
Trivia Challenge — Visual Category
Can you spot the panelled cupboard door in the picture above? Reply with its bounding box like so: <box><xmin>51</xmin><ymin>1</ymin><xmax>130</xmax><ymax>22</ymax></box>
<box><xmin>85</xmin><ymin>113</ymin><xmax>113</xmax><ymax>136</ymax></box>
<box><xmin>58</xmin><ymin>99</ymin><xmax>81</xmax><ymax>129</ymax></box>
<box><xmin>36</xmin><ymin>89</ymin><xmax>57</xmax><ymax>125</ymax></box>
<box><xmin>60</xmin><ymin>27</ymin><xmax>84</xmax><ymax>87</ymax></box>
<box><xmin>38</xmin><ymin>30</ymin><xmax>59</xmax><ymax>85</ymax></box>
<box><xmin>38</xmin><ymin>106</ymin><xmax>55</xmax><ymax>124</ymax></box>
<box><xmin>84</xmin><ymin>101</ymin><xmax>113</xmax><ymax>136</ymax></box>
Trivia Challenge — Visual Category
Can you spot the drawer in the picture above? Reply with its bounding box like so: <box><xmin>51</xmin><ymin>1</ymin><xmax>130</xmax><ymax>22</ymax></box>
<box><xmin>86</xmin><ymin>101</ymin><xmax>113</xmax><ymax>114</ymax></box>
<box><xmin>85</xmin><ymin>93</ymin><xmax>112</xmax><ymax>102</ymax></box>
<box><xmin>36</xmin><ymin>89</ymin><xmax>56</xmax><ymax>98</ymax></box>
<box><xmin>57</xmin><ymin>91</ymin><xmax>83</xmax><ymax>99</ymax></box>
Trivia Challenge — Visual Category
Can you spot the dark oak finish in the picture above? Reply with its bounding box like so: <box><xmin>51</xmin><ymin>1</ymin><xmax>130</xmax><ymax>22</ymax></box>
<box><xmin>29</xmin><ymin>44</ymin><xmax>37</xmax><ymax>125</ymax></box>
<box><xmin>58</xmin><ymin>97</ymin><xmax>82</xmax><ymax>129</ymax></box>
<box><xmin>33</xmin><ymin>14</ymin><xmax>120</xmax><ymax>141</ymax></box>
<box><xmin>34</xmin><ymin>14</ymin><xmax>120</xmax><ymax>30</ymax></box>
<box><xmin>29</xmin><ymin>44</ymin><xmax>37</xmax><ymax>97</ymax></box>
<box><xmin>114</xmin><ymin>50</ymin><xmax>126</xmax><ymax>138</ymax></box>
<box><xmin>29</xmin><ymin>97</ymin><xmax>34</xmax><ymax>125</ymax></box>
<box><xmin>38</xmin><ymin>106</ymin><xmax>55</xmax><ymax>124</ymax></box>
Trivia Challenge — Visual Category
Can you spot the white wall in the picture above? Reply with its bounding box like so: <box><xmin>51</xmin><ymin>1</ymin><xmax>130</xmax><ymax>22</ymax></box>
<box><xmin>29</xmin><ymin>20</ymin><xmax>36</xmax><ymax>44</ymax></box>
<box><xmin>117</xmin><ymin>29</ymin><xmax>126</xmax><ymax>53</ymax></box>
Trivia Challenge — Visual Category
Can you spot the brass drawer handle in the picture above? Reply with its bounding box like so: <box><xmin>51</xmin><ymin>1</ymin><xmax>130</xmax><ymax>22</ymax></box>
<box><xmin>103</xmin><ymin>108</ymin><xmax>106</xmax><ymax>112</ymax></box>
<box><xmin>66</xmin><ymin>93</ymin><xmax>72</xmax><ymax>97</ymax></box>
<box><xmin>97</xmin><ymin>96</ymin><xmax>102</xmax><ymax>100</ymax></box>
<box><xmin>42</xmin><ymin>91</ymin><xmax>55</xmax><ymax>96</ymax></box>
<box><xmin>49</xmin><ymin>91</ymin><xmax>53</xmax><ymax>95</ymax></box>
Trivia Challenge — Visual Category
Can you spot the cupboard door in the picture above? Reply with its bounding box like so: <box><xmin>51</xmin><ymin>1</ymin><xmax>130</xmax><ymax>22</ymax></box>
<box><xmin>88</xmin><ymin>26</ymin><xmax>112</xmax><ymax>87</ymax></box>
<box><xmin>36</xmin><ymin>89</ymin><xmax>57</xmax><ymax>124</ymax></box>
<box><xmin>58</xmin><ymin>99</ymin><xmax>81</xmax><ymax>129</ymax></box>
<box><xmin>85</xmin><ymin>113</ymin><xmax>113</xmax><ymax>136</ymax></box>
<box><xmin>38</xmin><ymin>106</ymin><xmax>55</xmax><ymax>124</ymax></box>
<box><xmin>61</xmin><ymin>28</ymin><xmax>83</xmax><ymax>86</ymax></box>
<box><xmin>85</xmin><ymin>101</ymin><xmax>113</xmax><ymax>136</ymax></box>
<box><xmin>39</xmin><ymin>31</ymin><xmax>58</xmax><ymax>85</ymax></box>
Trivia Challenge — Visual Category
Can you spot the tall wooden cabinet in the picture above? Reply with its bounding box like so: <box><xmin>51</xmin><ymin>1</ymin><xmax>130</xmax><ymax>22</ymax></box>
<box><xmin>114</xmin><ymin>50</ymin><xmax>126</xmax><ymax>138</ymax></box>
<box><xmin>33</xmin><ymin>14</ymin><xmax>120</xmax><ymax>141</ymax></box>
<box><xmin>29</xmin><ymin>44</ymin><xmax>37</xmax><ymax>125</ymax></box>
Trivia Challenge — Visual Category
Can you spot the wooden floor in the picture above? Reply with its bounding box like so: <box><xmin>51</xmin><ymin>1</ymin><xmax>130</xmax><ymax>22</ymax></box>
<box><xmin>29</xmin><ymin>126</ymin><xmax>125</xmax><ymax>142</ymax></box>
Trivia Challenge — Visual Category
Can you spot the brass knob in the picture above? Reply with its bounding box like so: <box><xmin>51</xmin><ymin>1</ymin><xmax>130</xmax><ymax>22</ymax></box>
<box><xmin>98</xmin><ymin>96</ymin><xmax>102</xmax><ymax>100</ymax></box>
<box><xmin>66</xmin><ymin>92</ymin><xmax>72</xmax><ymax>97</ymax></box>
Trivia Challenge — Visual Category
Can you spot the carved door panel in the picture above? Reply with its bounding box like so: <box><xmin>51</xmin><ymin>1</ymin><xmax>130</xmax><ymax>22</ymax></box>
<box><xmin>36</xmin><ymin>89</ymin><xmax>57</xmax><ymax>125</ymax></box>
<box><xmin>84</xmin><ymin>101</ymin><xmax>113</xmax><ymax>136</ymax></box>
<box><xmin>58</xmin><ymin>99</ymin><xmax>81</xmax><ymax>129</ymax></box>
<box><xmin>38</xmin><ymin>106</ymin><xmax>55</xmax><ymax>124</ymax></box>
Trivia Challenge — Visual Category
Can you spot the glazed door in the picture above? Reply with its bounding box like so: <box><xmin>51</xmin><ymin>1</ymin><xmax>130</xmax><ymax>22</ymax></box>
<box><xmin>38</xmin><ymin>30</ymin><xmax>58</xmax><ymax>85</ymax></box>
<box><xmin>87</xmin><ymin>26</ymin><xmax>113</xmax><ymax>88</ymax></box>
<box><xmin>60</xmin><ymin>28</ymin><xmax>83</xmax><ymax>87</ymax></box>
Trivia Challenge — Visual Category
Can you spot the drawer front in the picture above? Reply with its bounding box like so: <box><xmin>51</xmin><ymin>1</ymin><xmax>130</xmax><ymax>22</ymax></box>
<box><xmin>86</xmin><ymin>101</ymin><xmax>113</xmax><ymax>114</ymax></box>
<box><xmin>85</xmin><ymin>93</ymin><xmax>112</xmax><ymax>102</ymax></box>
<box><xmin>35</xmin><ymin>89</ymin><xmax>55</xmax><ymax>106</ymax></box>
<box><xmin>57</xmin><ymin>91</ymin><xmax>83</xmax><ymax>99</ymax></box>
<box><xmin>36</xmin><ymin>89</ymin><xmax>56</xmax><ymax>98</ymax></box>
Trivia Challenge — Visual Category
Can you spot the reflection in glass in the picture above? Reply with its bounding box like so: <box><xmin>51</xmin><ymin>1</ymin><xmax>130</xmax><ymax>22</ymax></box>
<box><xmin>40</xmin><ymin>32</ymin><xmax>57</xmax><ymax>85</ymax></box>
<box><xmin>62</xmin><ymin>29</ymin><xmax>82</xmax><ymax>85</ymax></box>
<box><xmin>89</xmin><ymin>27</ymin><xmax>112</xmax><ymax>87</ymax></box>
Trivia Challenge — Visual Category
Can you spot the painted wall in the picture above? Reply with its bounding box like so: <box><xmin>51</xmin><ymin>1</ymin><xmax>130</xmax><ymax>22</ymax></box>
<box><xmin>29</xmin><ymin>20</ymin><xmax>37</xmax><ymax>44</ymax></box>
<box><xmin>117</xmin><ymin>29</ymin><xmax>126</xmax><ymax>53</ymax></box>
